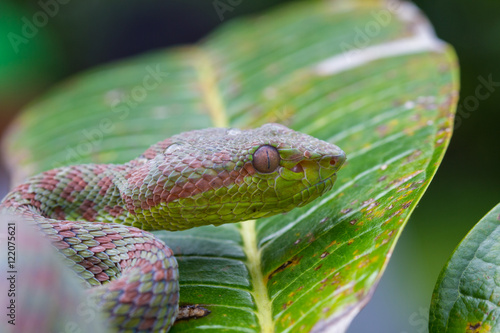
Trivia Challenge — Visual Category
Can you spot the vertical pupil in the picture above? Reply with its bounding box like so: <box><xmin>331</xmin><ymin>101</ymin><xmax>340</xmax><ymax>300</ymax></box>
<box><xmin>253</xmin><ymin>145</ymin><xmax>279</xmax><ymax>173</ymax></box>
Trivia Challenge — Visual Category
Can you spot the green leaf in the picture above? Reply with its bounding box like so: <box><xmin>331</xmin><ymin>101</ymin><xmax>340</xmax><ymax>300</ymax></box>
<box><xmin>4</xmin><ymin>0</ymin><xmax>458</xmax><ymax>332</ymax></box>
<box><xmin>429</xmin><ymin>203</ymin><xmax>500</xmax><ymax>333</ymax></box>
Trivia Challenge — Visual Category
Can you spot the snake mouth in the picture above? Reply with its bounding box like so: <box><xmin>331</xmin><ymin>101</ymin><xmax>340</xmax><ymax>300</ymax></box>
<box><xmin>283</xmin><ymin>151</ymin><xmax>345</xmax><ymax>182</ymax></box>
<box><xmin>281</xmin><ymin>160</ymin><xmax>340</xmax><ymax>186</ymax></box>
<box><xmin>205</xmin><ymin>176</ymin><xmax>337</xmax><ymax>226</ymax></box>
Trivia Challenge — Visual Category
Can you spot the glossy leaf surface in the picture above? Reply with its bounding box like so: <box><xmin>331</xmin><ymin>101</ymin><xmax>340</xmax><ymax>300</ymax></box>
<box><xmin>429</xmin><ymin>203</ymin><xmax>500</xmax><ymax>333</ymax></box>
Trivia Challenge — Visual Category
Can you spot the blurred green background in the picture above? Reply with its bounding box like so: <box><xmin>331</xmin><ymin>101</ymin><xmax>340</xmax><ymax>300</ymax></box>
<box><xmin>1</xmin><ymin>0</ymin><xmax>498</xmax><ymax>331</ymax></box>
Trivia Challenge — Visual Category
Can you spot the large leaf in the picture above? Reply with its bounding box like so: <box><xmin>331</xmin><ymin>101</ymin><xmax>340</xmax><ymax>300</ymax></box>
<box><xmin>3</xmin><ymin>0</ymin><xmax>458</xmax><ymax>331</ymax></box>
<box><xmin>429</xmin><ymin>203</ymin><xmax>500</xmax><ymax>332</ymax></box>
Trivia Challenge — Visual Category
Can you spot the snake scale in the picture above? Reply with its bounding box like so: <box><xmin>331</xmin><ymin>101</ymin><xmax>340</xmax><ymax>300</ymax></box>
<box><xmin>1</xmin><ymin>123</ymin><xmax>345</xmax><ymax>332</ymax></box>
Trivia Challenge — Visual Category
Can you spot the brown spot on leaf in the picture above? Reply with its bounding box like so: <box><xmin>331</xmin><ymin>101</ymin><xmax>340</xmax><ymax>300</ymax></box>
<box><xmin>402</xmin><ymin>201</ymin><xmax>412</xmax><ymax>209</ymax></box>
<box><xmin>378</xmin><ymin>175</ymin><xmax>387</xmax><ymax>182</ymax></box>
<box><xmin>466</xmin><ymin>321</ymin><xmax>491</xmax><ymax>333</ymax></box>
<box><xmin>268</xmin><ymin>256</ymin><xmax>302</xmax><ymax>280</ymax></box>
<box><xmin>366</xmin><ymin>201</ymin><xmax>379</xmax><ymax>211</ymax></box>
<box><xmin>306</xmin><ymin>232</ymin><xmax>315</xmax><ymax>243</ymax></box>
<box><xmin>361</xmin><ymin>199</ymin><xmax>375</xmax><ymax>207</ymax></box>
<box><xmin>327</xmin><ymin>240</ymin><xmax>337</xmax><ymax>248</ymax></box>
<box><xmin>175</xmin><ymin>305</ymin><xmax>211</xmax><ymax>321</ymax></box>
<box><xmin>282</xmin><ymin>300</ymin><xmax>294</xmax><ymax>310</ymax></box>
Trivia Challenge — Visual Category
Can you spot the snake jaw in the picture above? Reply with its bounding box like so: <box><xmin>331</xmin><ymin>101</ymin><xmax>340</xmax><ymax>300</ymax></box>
<box><xmin>273</xmin><ymin>149</ymin><xmax>344</xmax><ymax>208</ymax></box>
<box><xmin>319</xmin><ymin>151</ymin><xmax>346</xmax><ymax>181</ymax></box>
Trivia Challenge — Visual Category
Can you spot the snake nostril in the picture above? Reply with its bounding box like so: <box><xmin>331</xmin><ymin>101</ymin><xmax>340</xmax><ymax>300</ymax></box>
<box><xmin>329</xmin><ymin>152</ymin><xmax>346</xmax><ymax>168</ymax></box>
<box><xmin>290</xmin><ymin>163</ymin><xmax>304</xmax><ymax>173</ymax></box>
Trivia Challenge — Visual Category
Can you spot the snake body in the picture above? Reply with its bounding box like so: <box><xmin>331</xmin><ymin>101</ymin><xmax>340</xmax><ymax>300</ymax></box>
<box><xmin>1</xmin><ymin>123</ymin><xmax>345</xmax><ymax>332</ymax></box>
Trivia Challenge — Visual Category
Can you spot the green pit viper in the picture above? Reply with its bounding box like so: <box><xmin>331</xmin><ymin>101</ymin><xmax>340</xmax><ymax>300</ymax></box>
<box><xmin>1</xmin><ymin>123</ymin><xmax>346</xmax><ymax>332</ymax></box>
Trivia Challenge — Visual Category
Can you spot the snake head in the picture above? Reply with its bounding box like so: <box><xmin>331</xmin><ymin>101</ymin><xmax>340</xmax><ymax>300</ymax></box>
<box><xmin>132</xmin><ymin>123</ymin><xmax>345</xmax><ymax>230</ymax></box>
<box><xmin>241</xmin><ymin>123</ymin><xmax>346</xmax><ymax>214</ymax></box>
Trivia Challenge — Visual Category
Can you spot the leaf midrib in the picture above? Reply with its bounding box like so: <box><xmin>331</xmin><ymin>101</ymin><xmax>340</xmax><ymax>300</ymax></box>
<box><xmin>197</xmin><ymin>49</ymin><xmax>274</xmax><ymax>332</ymax></box>
<box><xmin>242</xmin><ymin>220</ymin><xmax>274</xmax><ymax>333</ymax></box>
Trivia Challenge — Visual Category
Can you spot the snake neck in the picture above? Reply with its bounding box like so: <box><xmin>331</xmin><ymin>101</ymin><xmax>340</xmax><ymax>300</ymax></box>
<box><xmin>1</xmin><ymin>163</ymin><xmax>135</xmax><ymax>224</ymax></box>
<box><xmin>0</xmin><ymin>157</ymin><xmax>191</xmax><ymax>231</ymax></box>
<box><xmin>0</xmin><ymin>155</ymin><xmax>195</xmax><ymax>231</ymax></box>
<box><xmin>0</xmin><ymin>160</ymin><xmax>180</xmax><ymax>332</ymax></box>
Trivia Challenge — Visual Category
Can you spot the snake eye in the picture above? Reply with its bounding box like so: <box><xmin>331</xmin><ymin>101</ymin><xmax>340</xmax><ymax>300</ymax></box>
<box><xmin>253</xmin><ymin>145</ymin><xmax>280</xmax><ymax>173</ymax></box>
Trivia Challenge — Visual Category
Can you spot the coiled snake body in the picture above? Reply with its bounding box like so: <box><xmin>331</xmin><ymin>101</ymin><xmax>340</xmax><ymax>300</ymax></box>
<box><xmin>1</xmin><ymin>124</ymin><xmax>345</xmax><ymax>332</ymax></box>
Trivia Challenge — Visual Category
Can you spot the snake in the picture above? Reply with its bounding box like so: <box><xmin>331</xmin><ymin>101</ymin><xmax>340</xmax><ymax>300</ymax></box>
<box><xmin>0</xmin><ymin>123</ymin><xmax>346</xmax><ymax>332</ymax></box>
